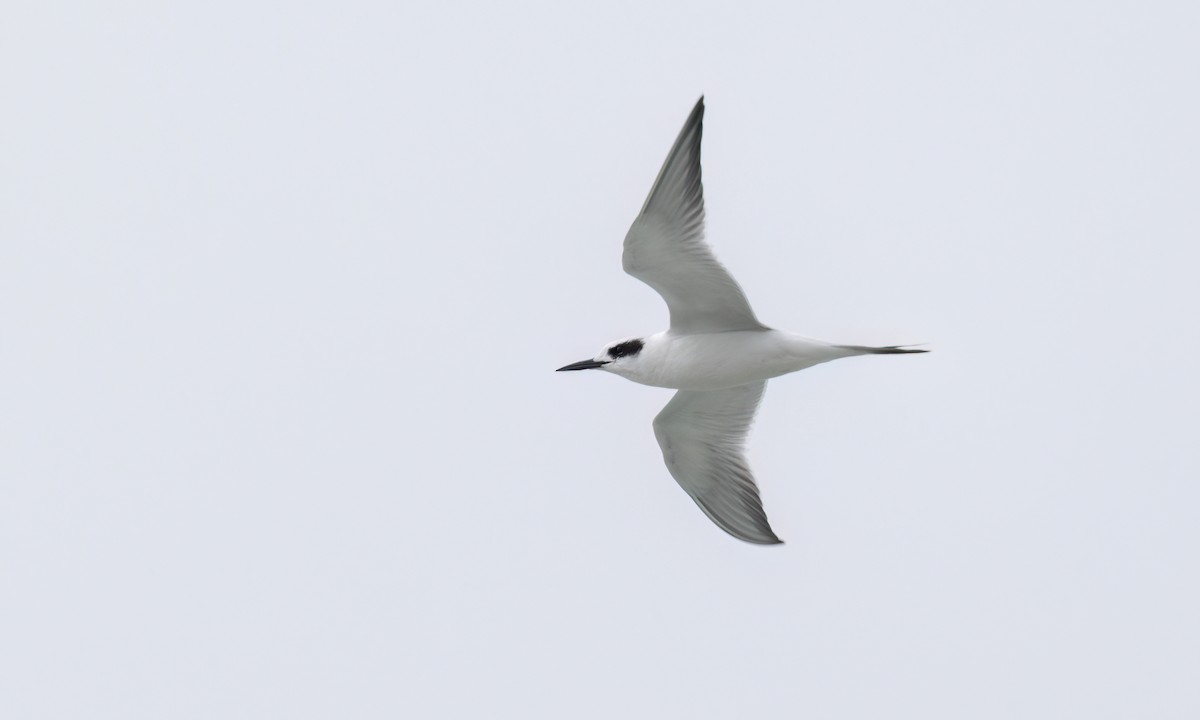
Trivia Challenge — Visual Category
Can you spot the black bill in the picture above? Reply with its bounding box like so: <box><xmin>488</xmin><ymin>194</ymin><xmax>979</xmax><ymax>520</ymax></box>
<box><xmin>556</xmin><ymin>359</ymin><xmax>610</xmax><ymax>372</ymax></box>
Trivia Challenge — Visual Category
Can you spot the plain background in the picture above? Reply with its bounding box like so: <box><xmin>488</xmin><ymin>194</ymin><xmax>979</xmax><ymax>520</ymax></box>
<box><xmin>3</xmin><ymin>1</ymin><xmax>1198</xmax><ymax>718</ymax></box>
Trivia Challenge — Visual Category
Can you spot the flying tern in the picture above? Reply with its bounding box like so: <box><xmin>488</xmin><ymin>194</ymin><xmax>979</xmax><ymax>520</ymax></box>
<box><xmin>558</xmin><ymin>97</ymin><xmax>927</xmax><ymax>545</ymax></box>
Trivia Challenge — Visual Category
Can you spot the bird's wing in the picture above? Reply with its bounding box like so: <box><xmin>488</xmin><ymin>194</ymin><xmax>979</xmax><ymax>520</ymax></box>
<box><xmin>652</xmin><ymin>381</ymin><xmax>781</xmax><ymax>544</ymax></box>
<box><xmin>622</xmin><ymin>97</ymin><xmax>766</xmax><ymax>335</ymax></box>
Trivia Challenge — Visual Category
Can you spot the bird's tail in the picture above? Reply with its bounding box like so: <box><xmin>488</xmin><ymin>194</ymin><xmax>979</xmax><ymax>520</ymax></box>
<box><xmin>837</xmin><ymin>344</ymin><xmax>930</xmax><ymax>355</ymax></box>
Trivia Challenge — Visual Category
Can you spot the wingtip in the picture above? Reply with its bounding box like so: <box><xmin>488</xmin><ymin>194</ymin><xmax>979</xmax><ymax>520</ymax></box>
<box><xmin>737</xmin><ymin>531</ymin><xmax>785</xmax><ymax>546</ymax></box>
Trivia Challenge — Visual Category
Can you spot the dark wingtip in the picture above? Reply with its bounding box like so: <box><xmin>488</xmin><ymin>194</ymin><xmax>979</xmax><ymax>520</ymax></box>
<box><xmin>747</xmin><ymin>537</ymin><xmax>784</xmax><ymax>546</ymax></box>
<box><xmin>739</xmin><ymin>532</ymin><xmax>785</xmax><ymax>546</ymax></box>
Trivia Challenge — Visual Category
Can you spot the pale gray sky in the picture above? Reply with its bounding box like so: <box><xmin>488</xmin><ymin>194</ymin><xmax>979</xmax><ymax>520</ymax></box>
<box><xmin>3</xmin><ymin>1</ymin><xmax>1198</xmax><ymax>718</ymax></box>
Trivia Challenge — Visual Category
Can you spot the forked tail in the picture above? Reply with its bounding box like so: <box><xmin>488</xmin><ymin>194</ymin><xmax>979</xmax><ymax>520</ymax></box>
<box><xmin>837</xmin><ymin>344</ymin><xmax>930</xmax><ymax>355</ymax></box>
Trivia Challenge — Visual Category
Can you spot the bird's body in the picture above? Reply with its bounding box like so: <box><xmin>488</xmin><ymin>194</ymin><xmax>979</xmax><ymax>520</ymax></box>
<box><xmin>605</xmin><ymin>330</ymin><xmax>857</xmax><ymax>391</ymax></box>
<box><xmin>558</xmin><ymin>97</ymin><xmax>926</xmax><ymax>545</ymax></box>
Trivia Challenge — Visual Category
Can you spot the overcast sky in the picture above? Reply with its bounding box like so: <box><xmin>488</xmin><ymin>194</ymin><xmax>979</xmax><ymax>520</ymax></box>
<box><xmin>3</xmin><ymin>1</ymin><xmax>1198</xmax><ymax>718</ymax></box>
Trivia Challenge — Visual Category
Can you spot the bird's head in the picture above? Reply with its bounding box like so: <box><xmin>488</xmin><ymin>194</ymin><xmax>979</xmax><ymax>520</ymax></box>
<box><xmin>556</xmin><ymin>337</ymin><xmax>646</xmax><ymax>378</ymax></box>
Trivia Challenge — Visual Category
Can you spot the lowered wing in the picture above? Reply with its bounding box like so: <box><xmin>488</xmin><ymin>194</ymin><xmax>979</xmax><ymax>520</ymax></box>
<box><xmin>652</xmin><ymin>381</ymin><xmax>782</xmax><ymax>544</ymax></box>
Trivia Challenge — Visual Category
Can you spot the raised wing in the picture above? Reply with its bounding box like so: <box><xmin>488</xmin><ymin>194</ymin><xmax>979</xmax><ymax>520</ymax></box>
<box><xmin>652</xmin><ymin>382</ymin><xmax>782</xmax><ymax>544</ymax></box>
<box><xmin>622</xmin><ymin>97</ymin><xmax>766</xmax><ymax>335</ymax></box>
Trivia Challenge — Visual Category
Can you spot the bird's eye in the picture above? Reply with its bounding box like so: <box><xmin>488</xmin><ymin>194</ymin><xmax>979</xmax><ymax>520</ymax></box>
<box><xmin>608</xmin><ymin>339</ymin><xmax>645</xmax><ymax>358</ymax></box>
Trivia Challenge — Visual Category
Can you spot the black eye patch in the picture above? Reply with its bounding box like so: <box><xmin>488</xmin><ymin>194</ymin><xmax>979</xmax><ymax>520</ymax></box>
<box><xmin>608</xmin><ymin>339</ymin><xmax>644</xmax><ymax>358</ymax></box>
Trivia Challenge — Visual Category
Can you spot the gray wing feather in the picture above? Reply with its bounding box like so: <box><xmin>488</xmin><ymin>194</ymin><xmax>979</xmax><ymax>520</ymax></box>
<box><xmin>652</xmin><ymin>381</ymin><xmax>782</xmax><ymax>544</ymax></box>
<box><xmin>622</xmin><ymin>98</ymin><xmax>766</xmax><ymax>335</ymax></box>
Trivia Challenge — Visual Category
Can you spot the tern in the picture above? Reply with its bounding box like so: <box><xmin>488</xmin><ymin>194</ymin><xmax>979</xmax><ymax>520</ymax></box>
<box><xmin>557</xmin><ymin>97</ymin><xmax>927</xmax><ymax>545</ymax></box>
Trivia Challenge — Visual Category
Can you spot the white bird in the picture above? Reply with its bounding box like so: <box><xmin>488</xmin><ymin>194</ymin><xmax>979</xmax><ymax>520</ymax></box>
<box><xmin>558</xmin><ymin>97</ymin><xmax>926</xmax><ymax>545</ymax></box>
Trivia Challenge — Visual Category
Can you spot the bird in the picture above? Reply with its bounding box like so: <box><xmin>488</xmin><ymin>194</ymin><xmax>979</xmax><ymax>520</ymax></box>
<box><xmin>557</xmin><ymin>97</ymin><xmax>927</xmax><ymax>545</ymax></box>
